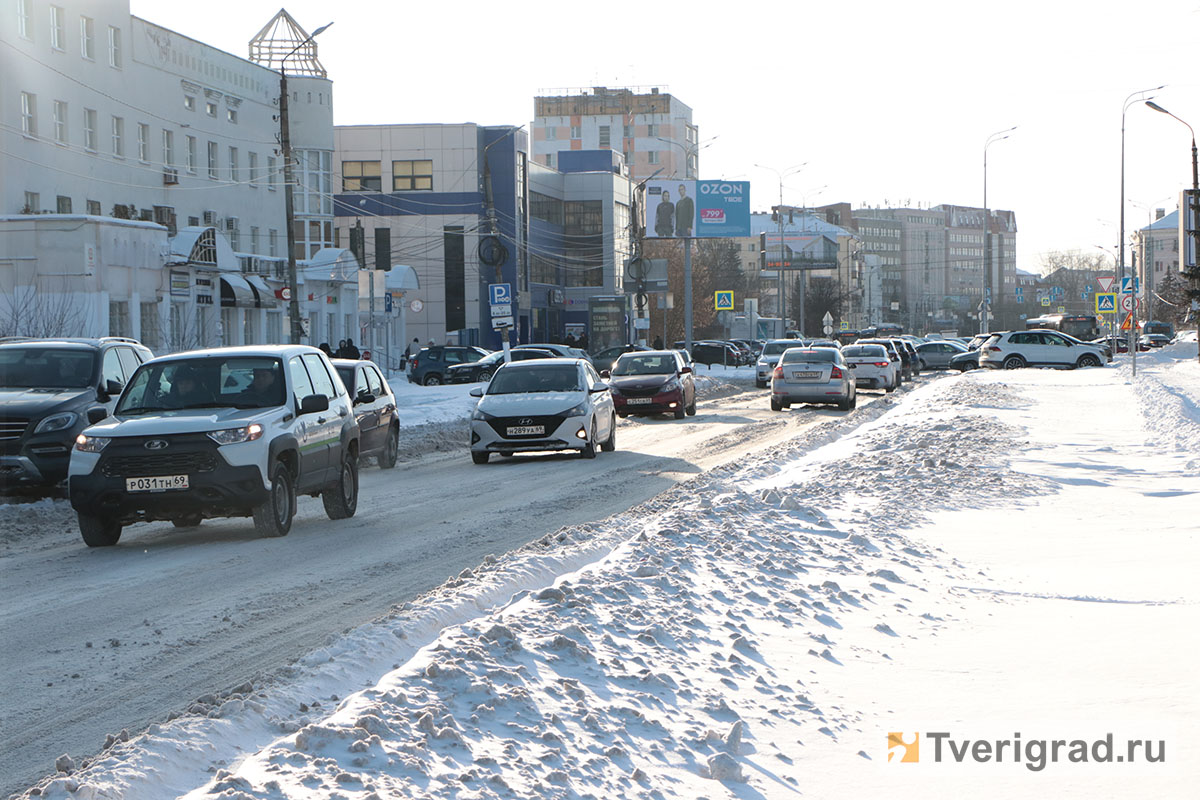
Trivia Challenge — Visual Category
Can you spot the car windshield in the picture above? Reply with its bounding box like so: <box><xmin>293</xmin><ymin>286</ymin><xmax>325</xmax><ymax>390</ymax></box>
<box><xmin>612</xmin><ymin>354</ymin><xmax>677</xmax><ymax>376</ymax></box>
<box><xmin>474</xmin><ymin>351</ymin><xmax>506</xmax><ymax>366</ymax></box>
<box><xmin>843</xmin><ymin>345</ymin><xmax>886</xmax><ymax>358</ymax></box>
<box><xmin>117</xmin><ymin>356</ymin><xmax>286</xmax><ymax>414</ymax></box>
<box><xmin>0</xmin><ymin>347</ymin><xmax>97</xmax><ymax>389</ymax></box>
<box><xmin>781</xmin><ymin>349</ymin><xmax>837</xmax><ymax>363</ymax></box>
<box><xmin>487</xmin><ymin>364</ymin><xmax>582</xmax><ymax>394</ymax></box>
<box><xmin>761</xmin><ymin>342</ymin><xmax>792</xmax><ymax>356</ymax></box>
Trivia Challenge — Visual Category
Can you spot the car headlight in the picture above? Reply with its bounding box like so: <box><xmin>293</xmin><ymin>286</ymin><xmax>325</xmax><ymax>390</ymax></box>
<box><xmin>206</xmin><ymin>423</ymin><xmax>264</xmax><ymax>445</ymax></box>
<box><xmin>563</xmin><ymin>401</ymin><xmax>590</xmax><ymax>417</ymax></box>
<box><xmin>660</xmin><ymin>380</ymin><xmax>679</xmax><ymax>393</ymax></box>
<box><xmin>34</xmin><ymin>411</ymin><xmax>78</xmax><ymax>434</ymax></box>
<box><xmin>757</xmin><ymin>360</ymin><xmax>768</xmax><ymax>368</ymax></box>
<box><xmin>74</xmin><ymin>434</ymin><xmax>110</xmax><ymax>453</ymax></box>
<box><xmin>472</xmin><ymin>407</ymin><xmax>495</xmax><ymax>421</ymax></box>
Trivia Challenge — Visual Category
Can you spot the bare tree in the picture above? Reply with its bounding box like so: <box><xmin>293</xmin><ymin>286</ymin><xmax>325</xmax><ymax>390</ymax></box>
<box><xmin>0</xmin><ymin>284</ymin><xmax>89</xmax><ymax>338</ymax></box>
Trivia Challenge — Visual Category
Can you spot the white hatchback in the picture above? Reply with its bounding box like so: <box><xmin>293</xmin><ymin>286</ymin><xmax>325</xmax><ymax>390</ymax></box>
<box><xmin>468</xmin><ymin>358</ymin><xmax>616</xmax><ymax>463</ymax></box>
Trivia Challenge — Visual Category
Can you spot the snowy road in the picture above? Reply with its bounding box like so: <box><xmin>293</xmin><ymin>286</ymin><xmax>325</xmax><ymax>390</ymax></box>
<box><xmin>0</xmin><ymin>375</ymin><xmax>913</xmax><ymax>796</ymax></box>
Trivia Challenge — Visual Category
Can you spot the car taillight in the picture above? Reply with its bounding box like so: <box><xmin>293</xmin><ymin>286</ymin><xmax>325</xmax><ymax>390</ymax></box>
<box><xmin>830</xmin><ymin>365</ymin><xmax>843</xmax><ymax>379</ymax></box>
<box><xmin>411</xmin><ymin>357</ymin><xmax>419</xmax><ymax>369</ymax></box>
<box><xmin>988</xmin><ymin>346</ymin><xmax>1002</xmax><ymax>352</ymax></box>
<box><xmin>772</xmin><ymin>366</ymin><xmax>783</xmax><ymax>378</ymax></box>
<box><xmin>874</xmin><ymin>361</ymin><xmax>890</xmax><ymax>367</ymax></box>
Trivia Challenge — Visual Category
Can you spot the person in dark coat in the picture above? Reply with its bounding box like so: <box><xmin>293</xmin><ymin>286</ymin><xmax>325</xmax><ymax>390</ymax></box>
<box><xmin>341</xmin><ymin>338</ymin><xmax>361</xmax><ymax>360</ymax></box>
<box><xmin>653</xmin><ymin>335</ymin><xmax>664</xmax><ymax>350</ymax></box>
<box><xmin>655</xmin><ymin>190</ymin><xmax>675</xmax><ymax>238</ymax></box>
<box><xmin>318</xmin><ymin>342</ymin><xmax>333</xmax><ymax>358</ymax></box>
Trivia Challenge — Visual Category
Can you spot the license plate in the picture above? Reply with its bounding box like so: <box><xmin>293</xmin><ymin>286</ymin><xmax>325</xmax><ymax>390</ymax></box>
<box><xmin>506</xmin><ymin>425</ymin><xmax>545</xmax><ymax>436</ymax></box>
<box><xmin>626</xmin><ymin>397</ymin><xmax>653</xmax><ymax>405</ymax></box>
<box><xmin>793</xmin><ymin>371</ymin><xmax>820</xmax><ymax>379</ymax></box>
<box><xmin>126</xmin><ymin>475</ymin><xmax>189</xmax><ymax>492</ymax></box>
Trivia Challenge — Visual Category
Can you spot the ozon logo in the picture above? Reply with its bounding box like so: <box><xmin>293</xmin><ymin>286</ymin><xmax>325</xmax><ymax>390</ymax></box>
<box><xmin>699</xmin><ymin>183</ymin><xmax>744</xmax><ymax>195</ymax></box>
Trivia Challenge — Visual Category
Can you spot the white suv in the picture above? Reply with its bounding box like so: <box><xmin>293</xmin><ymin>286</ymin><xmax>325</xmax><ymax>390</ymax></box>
<box><xmin>978</xmin><ymin>330</ymin><xmax>1107</xmax><ymax>370</ymax></box>
<box><xmin>68</xmin><ymin>345</ymin><xmax>360</xmax><ymax>546</ymax></box>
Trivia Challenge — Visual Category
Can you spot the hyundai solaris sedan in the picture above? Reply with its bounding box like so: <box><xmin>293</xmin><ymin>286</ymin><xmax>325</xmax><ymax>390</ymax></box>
<box><xmin>770</xmin><ymin>347</ymin><xmax>857</xmax><ymax>411</ymax></box>
<box><xmin>468</xmin><ymin>358</ymin><xmax>616</xmax><ymax>464</ymax></box>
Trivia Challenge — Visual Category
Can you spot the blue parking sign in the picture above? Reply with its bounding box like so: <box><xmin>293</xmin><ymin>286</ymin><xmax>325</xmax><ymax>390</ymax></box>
<box><xmin>489</xmin><ymin>283</ymin><xmax>511</xmax><ymax>305</ymax></box>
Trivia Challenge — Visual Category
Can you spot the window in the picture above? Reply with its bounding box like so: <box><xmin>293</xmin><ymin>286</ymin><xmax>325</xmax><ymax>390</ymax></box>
<box><xmin>80</xmin><ymin>16</ymin><xmax>94</xmax><ymax>59</ymax></box>
<box><xmin>226</xmin><ymin>108</ymin><xmax>237</xmax><ymax>124</ymax></box>
<box><xmin>110</xmin><ymin>116</ymin><xmax>123</xmax><ymax>157</ymax></box>
<box><xmin>184</xmin><ymin>95</ymin><xmax>195</xmax><ymax>112</ymax></box>
<box><xmin>108</xmin><ymin>302</ymin><xmax>129</xmax><ymax>338</ymax></box>
<box><xmin>268</xmin><ymin>229</ymin><xmax>278</xmax><ymax>257</ymax></box>
<box><xmin>623</xmin><ymin>124</ymin><xmax>633</xmax><ymax>138</ymax></box>
<box><xmin>53</xmin><ymin>100</ymin><xmax>67</xmax><ymax>143</ymax></box>
<box><xmin>50</xmin><ymin>6</ymin><xmax>64</xmax><ymax>49</ymax></box>
<box><xmin>250</xmin><ymin>226</ymin><xmax>259</xmax><ymax>253</ymax></box>
<box><xmin>83</xmin><ymin>108</ymin><xmax>96</xmax><ymax>150</ymax></box>
<box><xmin>56</xmin><ymin>195</ymin><xmax>72</xmax><ymax>213</ymax></box>
<box><xmin>530</xmin><ymin>191</ymin><xmax>563</xmax><ymax>225</ymax></box>
<box><xmin>107</xmin><ymin>25</ymin><xmax>121</xmax><ymax>68</ymax></box>
<box><xmin>207</xmin><ymin>141</ymin><xmax>218</xmax><ymax>179</ymax></box>
<box><xmin>229</xmin><ymin>147</ymin><xmax>239</xmax><ymax>181</ymax></box>
<box><xmin>647</xmin><ymin>123</ymin><xmax>658</xmax><ymax>137</ymax></box>
<box><xmin>139</xmin><ymin>301</ymin><xmax>161</xmax><ymax>351</ymax></box>
<box><xmin>20</xmin><ymin>92</ymin><xmax>36</xmax><ymax>136</ymax></box>
<box><xmin>267</xmin><ymin>156</ymin><xmax>277</xmax><ymax>190</ymax></box>
<box><xmin>570</xmin><ymin>125</ymin><xmax>581</xmax><ymax>139</ymax></box>
<box><xmin>86</xmin><ymin>199</ymin><xmax>101</xmax><ymax>215</ymax></box>
<box><xmin>564</xmin><ymin>200</ymin><xmax>604</xmax><ymax>287</ymax></box>
<box><xmin>545</xmin><ymin>152</ymin><xmax>554</xmax><ymax>168</ymax></box>
<box><xmin>391</xmin><ymin>160</ymin><xmax>432</xmax><ymax>191</ymax></box>
<box><xmin>205</xmin><ymin>101</ymin><xmax>216</xmax><ymax>117</ymax></box>
<box><xmin>134</xmin><ymin>123</ymin><xmax>148</xmax><ymax>161</ymax></box>
<box><xmin>186</xmin><ymin>135</ymin><xmax>197</xmax><ymax>173</ymax></box>
<box><xmin>287</xmin><ymin>356</ymin><xmax>315</xmax><ymax>405</ymax></box>
<box><xmin>546</xmin><ymin>126</ymin><xmax>556</xmax><ymax>140</ymax></box>
<box><xmin>248</xmin><ymin>152</ymin><xmax>258</xmax><ymax>186</ymax></box>
<box><xmin>302</xmin><ymin>354</ymin><xmax>337</xmax><ymax>398</ymax></box>
<box><xmin>648</xmin><ymin>151</ymin><xmax>660</xmax><ymax>165</ymax></box>
<box><xmin>162</xmin><ymin>130</ymin><xmax>174</xmax><ymax>166</ymax></box>
<box><xmin>598</xmin><ymin>125</ymin><xmax>610</xmax><ymax>148</ymax></box>
<box><xmin>17</xmin><ymin>0</ymin><xmax>31</xmax><ymax>39</ymax></box>
<box><xmin>23</xmin><ymin>191</ymin><xmax>39</xmax><ymax>212</ymax></box>
<box><xmin>342</xmin><ymin>160</ymin><xmax>381</xmax><ymax>191</ymax></box>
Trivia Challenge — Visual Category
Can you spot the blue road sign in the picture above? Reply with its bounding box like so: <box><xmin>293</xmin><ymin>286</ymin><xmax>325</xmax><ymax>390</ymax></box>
<box><xmin>385</xmin><ymin>293</ymin><xmax>393</xmax><ymax>313</ymax></box>
<box><xmin>489</xmin><ymin>283</ymin><xmax>512</xmax><ymax>305</ymax></box>
<box><xmin>1120</xmin><ymin>276</ymin><xmax>1139</xmax><ymax>294</ymax></box>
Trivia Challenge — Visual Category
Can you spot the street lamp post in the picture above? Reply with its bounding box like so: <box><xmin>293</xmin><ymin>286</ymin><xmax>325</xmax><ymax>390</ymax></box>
<box><xmin>280</xmin><ymin>21</ymin><xmax>333</xmax><ymax>344</ymax></box>
<box><xmin>982</xmin><ymin>126</ymin><xmax>1016</xmax><ymax>335</ymax></box>
<box><xmin>1145</xmin><ymin>99</ymin><xmax>1200</xmax><ymax>362</ymax></box>
<box><xmin>755</xmin><ymin>162</ymin><xmax>807</xmax><ymax>335</ymax></box>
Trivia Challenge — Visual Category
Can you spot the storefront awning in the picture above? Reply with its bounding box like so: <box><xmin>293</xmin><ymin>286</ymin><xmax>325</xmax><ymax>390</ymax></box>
<box><xmin>220</xmin><ymin>274</ymin><xmax>257</xmax><ymax>308</ymax></box>
<box><xmin>244</xmin><ymin>275</ymin><xmax>279</xmax><ymax>308</ymax></box>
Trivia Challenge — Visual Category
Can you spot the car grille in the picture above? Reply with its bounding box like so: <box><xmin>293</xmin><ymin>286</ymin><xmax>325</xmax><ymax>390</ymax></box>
<box><xmin>100</xmin><ymin>451</ymin><xmax>217</xmax><ymax>478</ymax></box>
<box><xmin>0</xmin><ymin>417</ymin><xmax>29</xmax><ymax>453</ymax></box>
<box><xmin>488</xmin><ymin>415</ymin><xmax>566</xmax><ymax>439</ymax></box>
<box><xmin>616</xmin><ymin>385</ymin><xmax>664</xmax><ymax>398</ymax></box>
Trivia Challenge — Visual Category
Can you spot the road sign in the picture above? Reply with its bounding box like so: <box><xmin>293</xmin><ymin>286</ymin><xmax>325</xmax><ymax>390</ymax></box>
<box><xmin>491</xmin><ymin>315</ymin><xmax>514</xmax><ymax>330</ymax></box>
<box><xmin>490</xmin><ymin>303</ymin><xmax>512</xmax><ymax>317</ymax></box>
<box><xmin>840</xmin><ymin>321</ymin><xmax>849</xmax><ymax>331</ymax></box>
<box><xmin>1120</xmin><ymin>311</ymin><xmax>1133</xmax><ymax>331</ymax></box>
<box><xmin>1040</xmin><ymin>297</ymin><xmax>1051</xmax><ymax>307</ymax></box>
<box><xmin>1057</xmin><ymin>306</ymin><xmax>1065</xmax><ymax>313</ymax></box>
<box><xmin>822</xmin><ymin>325</ymin><xmax>833</xmax><ymax>335</ymax></box>
<box><xmin>1120</xmin><ymin>276</ymin><xmax>1139</xmax><ymax>294</ymax></box>
<box><xmin>409</xmin><ymin>299</ymin><xmax>423</xmax><ymax>313</ymax></box>
<box><xmin>1096</xmin><ymin>293</ymin><xmax>1116</xmax><ymax>314</ymax></box>
<box><xmin>714</xmin><ymin>291</ymin><xmax>734</xmax><ymax>311</ymax></box>
<box><xmin>1098</xmin><ymin>276</ymin><xmax>1116</xmax><ymax>292</ymax></box>
<box><xmin>489</xmin><ymin>283</ymin><xmax>512</xmax><ymax>305</ymax></box>
<box><xmin>384</xmin><ymin>293</ymin><xmax>393</xmax><ymax>313</ymax></box>
<box><xmin>1119</xmin><ymin>294</ymin><xmax>1140</xmax><ymax>313</ymax></box>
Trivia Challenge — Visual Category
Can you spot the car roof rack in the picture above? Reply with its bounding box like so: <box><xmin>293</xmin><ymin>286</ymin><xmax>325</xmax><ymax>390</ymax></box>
<box><xmin>98</xmin><ymin>336</ymin><xmax>143</xmax><ymax>345</ymax></box>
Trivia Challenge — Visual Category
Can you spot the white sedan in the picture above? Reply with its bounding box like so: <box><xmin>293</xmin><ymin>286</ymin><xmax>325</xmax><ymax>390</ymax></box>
<box><xmin>468</xmin><ymin>358</ymin><xmax>616</xmax><ymax>464</ymax></box>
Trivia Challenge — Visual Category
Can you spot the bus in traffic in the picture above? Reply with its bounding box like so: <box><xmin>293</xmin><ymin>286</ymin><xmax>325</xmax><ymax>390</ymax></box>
<box><xmin>1025</xmin><ymin>314</ymin><xmax>1099</xmax><ymax>341</ymax></box>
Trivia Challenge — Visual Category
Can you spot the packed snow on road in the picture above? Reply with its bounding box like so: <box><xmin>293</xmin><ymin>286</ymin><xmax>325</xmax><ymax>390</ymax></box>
<box><xmin>13</xmin><ymin>349</ymin><xmax>1200</xmax><ymax>799</ymax></box>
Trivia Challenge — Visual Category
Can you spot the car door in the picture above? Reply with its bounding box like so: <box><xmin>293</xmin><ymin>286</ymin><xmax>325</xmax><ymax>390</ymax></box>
<box><xmin>287</xmin><ymin>355</ymin><xmax>327</xmax><ymax>489</ymax></box>
<box><xmin>584</xmin><ymin>363</ymin><xmax>613</xmax><ymax>439</ymax></box>
<box><xmin>302</xmin><ymin>353</ymin><xmax>346</xmax><ymax>477</ymax></box>
<box><xmin>365</xmin><ymin>365</ymin><xmax>394</xmax><ymax>448</ymax></box>
<box><xmin>1040</xmin><ymin>332</ymin><xmax>1075</xmax><ymax>366</ymax></box>
<box><xmin>346</xmin><ymin>365</ymin><xmax>377</xmax><ymax>451</ymax></box>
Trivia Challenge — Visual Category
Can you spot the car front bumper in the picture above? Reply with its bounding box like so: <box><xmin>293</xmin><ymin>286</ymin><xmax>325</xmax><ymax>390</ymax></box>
<box><xmin>470</xmin><ymin>414</ymin><xmax>590</xmax><ymax>453</ymax></box>
<box><xmin>612</xmin><ymin>388</ymin><xmax>684</xmax><ymax>415</ymax></box>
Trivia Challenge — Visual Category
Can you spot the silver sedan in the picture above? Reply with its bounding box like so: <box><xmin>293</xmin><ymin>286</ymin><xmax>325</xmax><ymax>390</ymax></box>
<box><xmin>770</xmin><ymin>347</ymin><xmax>857</xmax><ymax>411</ymax></box>
<box><xmin>914</xmin><ymin>339</ymin><xmax>968</xmax><ymax>369</ymax></box>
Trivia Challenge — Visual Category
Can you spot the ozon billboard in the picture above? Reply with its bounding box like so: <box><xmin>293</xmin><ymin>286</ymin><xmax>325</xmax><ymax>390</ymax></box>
<box><xmin>645</xmin><ymin>179</ymin><xmax>751</xmax><ymax>239</ymax></box>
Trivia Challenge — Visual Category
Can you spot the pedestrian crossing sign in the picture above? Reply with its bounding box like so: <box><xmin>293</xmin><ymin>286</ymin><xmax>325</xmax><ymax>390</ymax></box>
<box><xmin>714</xmin><ymin>291</ymin><xmax>734</xmax><ymax>311</ymax></box>
<box><xmin>1096</xmin><ymin>292</ymin><xmax>1116</xmax><ymax>314</ymax></box>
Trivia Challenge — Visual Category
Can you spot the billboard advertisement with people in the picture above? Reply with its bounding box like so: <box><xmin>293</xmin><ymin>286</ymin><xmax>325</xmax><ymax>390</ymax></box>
<box><xmin>645</xmin><ymin>180</ymin><xmax>750</xmax><ymax>239</ymax></box>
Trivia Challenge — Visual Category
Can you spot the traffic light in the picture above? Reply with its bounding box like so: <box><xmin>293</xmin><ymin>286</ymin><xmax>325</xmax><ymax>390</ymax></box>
<box><xmin>374</xmin><ymin>227</ymin><xmax>391</xmax><ymax>271</ymax></box>
<box><xmin>349</xmin><ymin>223</ymin><xmax>365</xmax><ymax>267</ymax></box>
<box><xmin>759</xmin><ymin>232</ymin><xmax>768</xmax><ymax>270</ymax></box>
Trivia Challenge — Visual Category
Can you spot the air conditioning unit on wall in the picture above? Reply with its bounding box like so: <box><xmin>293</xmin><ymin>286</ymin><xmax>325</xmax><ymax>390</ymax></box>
<box><xmin>224</xmin><ymin>217</ymin><xmax>239</xmax><ymax>232</ymax></box>
<box><xmin>163</xmin><ymin>167</ymin><xmax>179</xmax><ymax>185</ymax></box>
<box><xmin>202</xmin><ymin>210</ymin><xmax>218</xmax><ymax>226</ymax></box>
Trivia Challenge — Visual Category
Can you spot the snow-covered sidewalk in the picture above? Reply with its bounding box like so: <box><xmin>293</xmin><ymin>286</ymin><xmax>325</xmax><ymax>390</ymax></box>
<box><xmin>29</xmin><ymin>348</ymin><xmax>1199</xmax><ymax>799</ymax></box>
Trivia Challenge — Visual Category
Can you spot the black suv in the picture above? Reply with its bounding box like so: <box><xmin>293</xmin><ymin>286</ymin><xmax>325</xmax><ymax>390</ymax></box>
<box><xmin>0</xmin><ymin>337</ymin><xmax>153</xmax><ymax>489</ymax></box>
<box><xmin>408</xmin><ymin>346</ymin><xmax>490</xmax><ymax>386</ymax></box>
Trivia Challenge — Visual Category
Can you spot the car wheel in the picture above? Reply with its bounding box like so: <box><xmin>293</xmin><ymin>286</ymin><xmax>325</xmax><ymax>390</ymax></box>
<box><xmin>322</xmin><ymin>450</ymin><xmax>359</xmax><ymax>520</ymax></box>
<box><xmin>423</xmin><ymin>373</ymin><xmax>443</xmax><ymax>386</ymax></box>
<box><xmin>1076</xmin><ymin>354</ymin><xmax>1100</xmax><ymax>369</ymax></box>
<box><xmin>478</xmin><ymin>369</ymin><xmax>493</xmax><ymax>383</ymax></box>
<box><xmin>770</xmin><ymin>396</ymin><xmax>783</xmax><ymax>412</ymax></box>
<box><xmin>471</xmin><ymin>451</ymin><xmax>490</xmax><ymax>464</ymax></box>
<box><xmin>617</xmin><ymin>412</ymin><xmax>628</xmax><ymax>419</ymax></box>
<box><xmin>686</xmin><ymin>396</ymin><xmax>697</xmax><ymax>416</ymax></box>
<box><xmin>885</xmin><ymin>376</ymin><xmax>896</xmax><ymax>392</ymax></box>
<box><xmin>172</xmin><ymin>513</ymin><xmax>202</xmax><ymax>529</ymax></box>
<box><xmin>850</xmin><ymin>391</ymin><xmax>857</xmax><ymax>409</ymax></box>
<box><xmin>837</xmin><ymin>395</ymin><xmax>852</xmax><ymax>411</ymax></box>
<box><xmin>379</xmin><ymin>425</ymin><xmax>399</xmax><ymax>469</ymax></box>
<box><xmin>252</xmin><ymin>461</ymin><xmax>294</xmax><ymax>538</ymax></box>
<box><xmin>580</xmin><ymin>421</ymin><xmax>597</xmax><ymax>459</ymax></box>
<box><xmin>1002</xmin><ymin>355</ymin><xmax>1026</xmax><ymax>370</ymax></box>
<box><xmin>673</xmin><ymin>402</ymin><xmax>686</xmax><ymax>419</ymax></box>
<box><xmin>755</xmin><ymin>378</ymin><xmax>767</xmax><ymax>389</ymax></box>
<box><xmin>78</xmin><ymin>513</ymin><xmax>122</xmax><ymax>547</ymax></box>
<box><xmin>600</xmin><ymin>414</ymin><xmax>617</xmax><ymax>452</ymax></box>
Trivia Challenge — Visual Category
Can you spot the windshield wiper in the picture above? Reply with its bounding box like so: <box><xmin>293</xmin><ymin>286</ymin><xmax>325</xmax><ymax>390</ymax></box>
<box><xmin>116</xmin><ymin>406</ymin><xmax>155</xmax><ymax>415</ymax></box>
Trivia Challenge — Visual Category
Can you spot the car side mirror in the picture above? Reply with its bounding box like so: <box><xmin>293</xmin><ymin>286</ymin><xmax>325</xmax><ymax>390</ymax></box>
<box><xmin>356</xmin><ymin>390</ymin><xmax>375</xmax><ymax>405</ymax></box>
<box><xmin>87</xmin><ymin>406</ymin><xmax>108</xmax><ymax>424</ymax></box>
<box><xmin>590</xmin><ymin>383</ymin><xmax>609</xmax><ymax>393</ymax></box>
<box><xmin>600</xmin><ymin>369</ymin><xmax>611</xmax><ymax>378</ymax></box>
<box><xmin>101</xmin><ymin>378</ymin><xmax>124</xmax><ymax>398</ymax></box>
<box><xmin>680</xmin><ymin>366</ymin><xmax>692</xmax><ymax>374</ymax></box>
<box><xmin>469</xmin><ymin>387</ymin><xmax>484</xmax><ymax>397</ymax></box>
<box><xmin>300</xmin><ymin>393</ymin><xmax>329</xmax><ymax>414</ymax></box>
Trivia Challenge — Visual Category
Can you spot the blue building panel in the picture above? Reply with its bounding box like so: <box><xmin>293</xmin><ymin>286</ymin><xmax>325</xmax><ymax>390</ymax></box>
<box><xmin>334</xmin><ymin>192</ymin><xmax>484</xmax><ymax>218</ymax></box>
<box><xmin>558</xmin><ymin>150</ymin><xmax>622</xmax><ymax>174</ymax></box>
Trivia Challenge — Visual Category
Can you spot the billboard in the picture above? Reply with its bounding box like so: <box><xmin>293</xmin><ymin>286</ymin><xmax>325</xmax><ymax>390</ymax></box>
<box><xmin>763</xmin><ymin>232</ymin><xmax>840</xmax><ymax>271</ymax></box>
<box><xmin>646</xmin><ymin>180</ymin><xmax>750</xmax><ymax>238</ymax></box>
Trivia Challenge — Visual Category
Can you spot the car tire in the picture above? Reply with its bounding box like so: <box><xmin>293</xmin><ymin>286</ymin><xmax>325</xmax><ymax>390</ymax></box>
<box><xmin>755</xmin><ymin>378</ymin><xmax>767</xmax><ymax>389</ymax></box>
<box><xmin>850</xmin><ymin>391</ymin><xmax>857</xmax><ymax>409</ymax></box>
<box><xmin>1076</xmin><ymin>354</ymin><xmax>1101</xmax><ymax>369</ymax></box>
<box><xmin>580</xmin><ymin>421</ymin><xmax>597</xmax><ymax>459</ymax></box>
<box><xmin>172</xmin><ymin>513</ymin><xmax>202</xmax><ymax>529</ymax></box>
<box><xmin>1002</xmin><ymin>355</ymin><xmax>1026</xmax><ymax>370</ymax></box>
<box><xmin>423</xmin><ymin>373</ymin><xmax>443</xmax><ymax>386</ymax></box>
<box><xmin>617</xmin><ymin>412</ymin><xmax>628</xmax><ymax>419</ymax></box>
<box><xmin>471</xmin><ymin>451</ymin><xmax>490</xmax><ymax>464</ymax></box>
<box><xmin>78</xmin><ymin>513</ymin><xmax>122</xmax><ymax>547</ymax></box>
<box><xmin>379</xmin><ymin>425</ymin><xmax>399</xmax><ymax>469</ymax></box>
<box><xmin>885</xmin><ymin>377</ymin><xmax>896</xmax><ymax>392</ymax></box>
<box><xmin>686</xmin><ymin>396</ymin><xmax>697</xmax><ymax>416</ymax></box>
<box><xmin>322</xmin><ymin>450</ymin><xmax>359</xmax><ymax>520</ymax></box>
<box><xmin>478</xmin><ymin>369</ymin><xmax>493</xmax><ymax>383</ymax></box>
<box><xmin>770</xmin><ymin>396</ymin><xmax>783</xmax><ymax>412</ymax></box>
<box><xmin>673</xmin><ymin>403</ymin><xmax>686</xmax><ymax>419</ymax></box>
<box><xmin>252</xmin><ymin>461</ymin><xmax>294</xmax><ymax>538</ymax></box>
<box><xmin>600</xmin><ymin>414</ymin><xmax>617</xmax><ymax>452</ymax></box>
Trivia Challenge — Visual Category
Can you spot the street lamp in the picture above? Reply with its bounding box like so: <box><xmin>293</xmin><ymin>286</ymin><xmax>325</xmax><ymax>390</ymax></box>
<box><xmin>1117</xmin><ymin>86</ymin><xmax>1164</xmax><ymax>296</ymax></box>
<box><xmin>280</xmin><ymin>21</ymin><xmax>333</xmax><ymax>344</ymax></box>
<box><xmin>1145</xmin><ymin>99</ymin><xmax>1200</xmax><ymax>362</ymax></box>
<box><xmin>982</xmin><ymin>126</ymin><xmax>1016</xmax><ymax>335</ymax></box>
<box><xmin>755</xmin><ymin>162</ymin><xmax>808</xmax><ymax>332</ymax></box>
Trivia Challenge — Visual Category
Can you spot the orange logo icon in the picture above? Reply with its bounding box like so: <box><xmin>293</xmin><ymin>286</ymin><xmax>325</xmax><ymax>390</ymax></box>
<box><xmin>888</xmin><ymin>732</ymin><xmax>920</xmax><ymax>763</ymax></box>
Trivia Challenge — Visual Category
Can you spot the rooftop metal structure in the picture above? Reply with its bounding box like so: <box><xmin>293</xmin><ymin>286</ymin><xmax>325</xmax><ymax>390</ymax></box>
<box><xmin>248</xmin><ymin>9</ymin><xmax>327</xmax><ymax>77</ymax></box>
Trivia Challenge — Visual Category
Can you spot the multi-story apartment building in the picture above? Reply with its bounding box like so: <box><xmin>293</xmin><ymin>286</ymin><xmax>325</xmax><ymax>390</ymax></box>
<box><xmin>533</xmin><ymin>86</ymin><xmax>697</xmax><ymax>181</ymax></box>
<box><xmin>1</xmin><ymin>3</ymin><xmax>351</xmax><ymax>351</ymax></box>
<box><xmin>1133</xmin><ymin>208</ymin><xmax>1180</xmax><ymax>298</ymax></box>
<box><xmin>333</xmin><ymin>124</ymin><xmax>632</xmax><ymax>349</ymax></box>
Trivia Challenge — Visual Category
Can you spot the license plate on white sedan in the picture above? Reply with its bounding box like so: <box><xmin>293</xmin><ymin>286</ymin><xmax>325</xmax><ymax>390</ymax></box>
<box><xmin>793</xmin><ymin>370</ymin><xmax>820</xmax><ymax>379</ymax></box>
<box><xmin>506</xmin><ymin>425</ymin><xmax>545</xmax><ymax>436</ymax></box>
<box><xmin>626</xmin><ymin>397</ymin><xmax>653</xmax><ymax>405</ymax></box>
<box><xmin>125</xmin><ymin>475</ymin><xmax>189</xmax><ymax>492</ymax></box>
